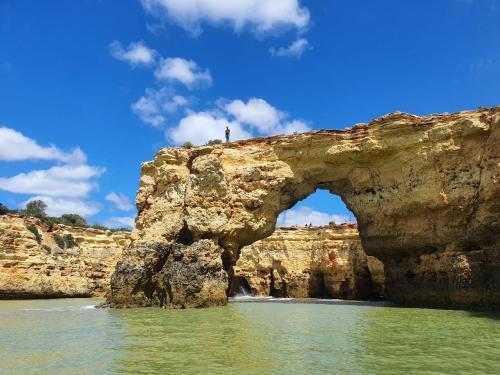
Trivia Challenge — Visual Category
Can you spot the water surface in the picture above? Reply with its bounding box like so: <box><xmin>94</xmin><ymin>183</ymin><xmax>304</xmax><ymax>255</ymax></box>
<box><xmin>0</xmin><ymin>298</ymin><xmax>499</xmax><ymax>374</ymax></box>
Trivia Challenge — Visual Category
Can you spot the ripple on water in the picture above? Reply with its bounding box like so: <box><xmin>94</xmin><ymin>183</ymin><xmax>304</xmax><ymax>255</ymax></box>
<box><xmin>0</xmin><ymin>298</ymin><xmax>499</xmax><ymax>374</ymax></box>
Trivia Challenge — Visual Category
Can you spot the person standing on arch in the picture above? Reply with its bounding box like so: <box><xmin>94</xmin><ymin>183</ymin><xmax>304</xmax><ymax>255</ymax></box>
<box><xmin>225</xmin><ymin>126</ymin><xmax>230</xmax><ymax>143</ymax></box>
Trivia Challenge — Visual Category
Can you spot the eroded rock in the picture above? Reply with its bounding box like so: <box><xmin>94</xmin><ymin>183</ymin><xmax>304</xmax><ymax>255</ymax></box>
<box><xmin>232</xmin><ymin>224</ymin><xmax>384</xmax><ymax>299</ymax></box>
<box><xmin>0</xmin><ymin>214</ymin><xmax>130</xmax><ymax>298</ymax></box>
<box><xmin>109</xmin><ymin>107</ymin><xmax>500</xmax><ymax>309</ymax></box>
<box><xmin>107</xmin><ymin>240</ymin><xmax>228</xmax><ymax>308</ymax></box>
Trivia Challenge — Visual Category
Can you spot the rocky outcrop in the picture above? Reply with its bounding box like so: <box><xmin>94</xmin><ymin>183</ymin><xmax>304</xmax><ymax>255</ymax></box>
<box><xmin>107</xmin><ymin>240</ymin><xmax>227</xmax><ymax>308</ymax></box>
<box><xmin>109</xmin><ymin>107</ymin><xmax>499</xmax><ymax>309</ymax></box>
<box><xmin>0</xmin><ymin>214</ymin><xmax>130</xmax><ymax>298</ymax></box>
<box><xmin>232</xmin><ymin>224</ymin><xmax>384</xmax><ymax>299</ymax></box>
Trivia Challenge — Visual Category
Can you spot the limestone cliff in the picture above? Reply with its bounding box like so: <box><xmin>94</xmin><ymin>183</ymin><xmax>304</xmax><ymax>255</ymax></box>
<box><xmin>0</xmin><ymin>214</ymin><xmax>130</xmax><ymax>298</ymax></box>
<box><xmin>233</xmin><ymin>224</ymin><xmax>384</xmax><ymax>299</ymax></box>
<box><xmin>109</xmin><ymin>107</ymin><xmax>499</xmax><ymax>309</ymax></box>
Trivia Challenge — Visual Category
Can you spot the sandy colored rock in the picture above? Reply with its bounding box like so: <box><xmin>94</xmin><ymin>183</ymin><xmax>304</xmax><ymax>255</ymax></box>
<box><xmin>233</xmin><ymin>224</ymin><xmax>385</xmax><ymax>299</ymax></box>
<box><xmin>110</xmin><ymin>107</ymin><xmax>500</xmax><ymax>309</ymax></box>
<box><xmin>0</xmin><ymin>214</ymin><xmax>130</xmax><ymax>298</ymax></box>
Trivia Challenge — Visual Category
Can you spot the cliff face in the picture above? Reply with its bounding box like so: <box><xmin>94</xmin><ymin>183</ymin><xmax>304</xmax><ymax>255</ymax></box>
<box><xmin>0</xmin><ymin>214</ymin><xmax>130</xmax><ymax>298</ymax></box>
<box><xmin>233</xmin><ymin>225</ymin><xmax>384</xmax><ymax>300</ymax></box>
<box><xmin>109</xmin><ymin>107</ymin><xmax>499</xmax><ymax>309</ymax></box>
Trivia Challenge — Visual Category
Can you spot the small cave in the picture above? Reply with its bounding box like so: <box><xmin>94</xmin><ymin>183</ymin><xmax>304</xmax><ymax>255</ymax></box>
<box><xmin>269</xmin><ymin>269</ymin><xmax>283</xmax><ymax>297</ymax></box>
<box><xmin>308</xmin><ymin>272</ymin><xmax>332</xmax><ymax>299</ymax></box>
<box><xmin>228</xmin><ymin>276</ymin><xmax>253</xmax><ymax>297</ymax></box>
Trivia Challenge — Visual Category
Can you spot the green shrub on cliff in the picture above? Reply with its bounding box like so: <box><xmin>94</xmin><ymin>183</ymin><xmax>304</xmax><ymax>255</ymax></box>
<box><xmin>0</xmin><ymin>203</ymin><xmax>9</xmax><ymax>215</ymax></box>
<box><xmin>27</xmin><ymin>224</ymin><xmax>42</xmax><ymax>244</ymax></box>
<box><xmin>53</xmin><ymin>234</ymin><xmax>79</xmax><ymax>249</ymax></box>
<box><xmin>25</xmin><ymin>200</ymin><xmax>47</xmax><ymax>219</ymax></box>
<box><xmin>206</xmin><ymin>139</ymin><xmax>222</xmax><ymax>146</ymax></box>
<box><xmin>53</xmin><ymin>234</ymin><xmax>65</xmax><ymax>249</ymax></box>
<box><xmin>182</xmin><ymin>142</ymin><xmax>193</xmax><ymax>149</ymax></box>
<box><xmin>60</xmin><ymin>214</ymin><xmax>87</xmax><ymax>227</ymax></box>
<box><xmin>63</xmin><ymin>234</ymin><xmax>78</xmax><ymax>248</ymax></box>
<box><xmin>90</xmin><ymin>224</ymin><xmax>108</xmax><ymax>231</ymax></box>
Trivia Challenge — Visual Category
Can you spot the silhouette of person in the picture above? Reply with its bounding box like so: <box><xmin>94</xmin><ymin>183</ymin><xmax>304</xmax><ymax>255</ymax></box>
<box><xmin>225</xmin><ymin>126</ymin><xmax>230</xmax><ymax>143</ymax></box>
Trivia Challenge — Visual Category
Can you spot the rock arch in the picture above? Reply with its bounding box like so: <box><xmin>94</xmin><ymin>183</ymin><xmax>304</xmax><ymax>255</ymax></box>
<box><xmin>107</xmin><ymin>108</ymin><xmax>499</xmax><ymax>309</ymax></box>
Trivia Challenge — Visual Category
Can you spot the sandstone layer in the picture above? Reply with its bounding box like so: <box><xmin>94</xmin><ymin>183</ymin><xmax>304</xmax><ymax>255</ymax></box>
<box><xmin>233</xmin><ymin>224</ymin><xmax>384</xmax><ymax>299</ymax></box>
<box><xmin>0</xmin><ymin>214</ymin><xmax>130</xmax><ymax>298</ymax></box>
<box><xmin>109</xmin><ymin>107</ymin><xmax>499</xmax><ymax>309</ymax></box>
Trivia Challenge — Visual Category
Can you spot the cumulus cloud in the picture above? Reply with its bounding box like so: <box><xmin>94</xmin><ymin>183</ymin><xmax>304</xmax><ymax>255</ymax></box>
<box><xmin>105</xmin><ymin>192</ymin><xmax>134</xmax><ymax>211</ymax></box>
<box><xmin>168</xmin><ymin>111</ymin><xmax>251</xmax><ymax>146</ymax></box>
<box><xmin>155</xmin><ymin>58</ymin><xmax>212</xmax><ymax>88</ymax></box>
<box><xmin>0</xmin><ymin>127</ymin><xmax>86</xmax><ymax>164</ymax></box>
<box><xmin>277</xmin><ymin>206</ymin><xmax>352</xmax><ymax>227</ymax></box>
<box><xmin>131</xmin><ymin>87</ymin><xmax>191</xmax><ymax>126</ymax></box>
<box><xmin>0</xmin><ymin>127</ymin><xmax>105</xmax><ymax>218</ymax></box>
<box><xmin>270</xmin><ymin>37</ymin><xmax>310</xmax><ymax>58</ymax></box>
<box><xmin>102</xmin><ymin>216</ymin><xmax>135</xmax><ymax>230</ymax></box>
<box><xmin>140</xmin><ymin>0</ymin><xmax>310</xmax><ymax>36</ymax></box>
<box><xmin>222</xmin><ymin>97</ymin><xmax>311</xmax><ymax>135</ymax></box>
<box><xmin>223</xmin><ymin>98</ymin><xmax>284</xmax><ymax>133</ymax></box>
<box><xmin>0</xmin><ymin>165</ymin><xmax>104</xmax><ymax>198</ymax></box>
<box><xmin>22</xmin><ymin>196</ymin><xmax>100</xmax><ymax>217</ymax></box>
<box><xmin>168</xmin><ymin>97</ymin><xmax>311</xmax><ymax>146</ymax></box>
<box><xmin>109</xmin><ymin>40</ymin><xmax>157</xmax><ymax>66</ymax></box>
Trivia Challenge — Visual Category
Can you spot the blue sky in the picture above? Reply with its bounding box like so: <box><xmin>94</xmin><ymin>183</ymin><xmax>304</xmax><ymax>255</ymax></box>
<box><xmin>0</xmin><ymin>0</ymin><xmax>499</xmax><ymax>228</ymax></box>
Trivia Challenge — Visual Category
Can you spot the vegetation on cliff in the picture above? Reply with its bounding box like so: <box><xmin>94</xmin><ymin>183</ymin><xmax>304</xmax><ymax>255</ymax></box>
<box><xmin>0</xmin><ymin>201</ymin><xmax>131</xmax><ymax>232</ymax></box>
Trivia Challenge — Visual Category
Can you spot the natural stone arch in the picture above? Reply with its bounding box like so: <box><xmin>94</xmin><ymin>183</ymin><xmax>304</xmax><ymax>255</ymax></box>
<box><xmin>108</xmin><ymin>108</ymin><xmax>499</xmax><ymax>309</ymax></box>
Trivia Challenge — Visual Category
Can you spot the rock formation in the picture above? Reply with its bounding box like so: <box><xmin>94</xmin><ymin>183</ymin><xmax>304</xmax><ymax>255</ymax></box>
<box><xmin>106</xmin><ymin>240</ymin><xmax>227</xmax><ymax>308</ymax></box>
<box><xmin>0</xmin><ymin>214</ymin><xmax>130</xmax><ymax>298</ymax></box>
<box><xmin>108</xmin><ymin>107</ymin><xmax>499</xmax><ymax>309</ymax></box>
<box><xmin>232</xmin><ymin>224</ymin><xmax>384</xmax><ymax>299</ymax></box>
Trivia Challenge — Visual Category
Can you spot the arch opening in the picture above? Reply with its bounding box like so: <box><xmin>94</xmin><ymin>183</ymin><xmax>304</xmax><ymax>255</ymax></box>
<box><xmin>230</xmin><ymin>189</ymin><xmax>385</xmax><ymax>300</ymax></box>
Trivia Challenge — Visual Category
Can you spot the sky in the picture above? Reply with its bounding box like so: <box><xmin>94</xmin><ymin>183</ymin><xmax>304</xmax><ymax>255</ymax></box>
<box><xmin>0</xmin><ymin>0</ymin><xmax>499</xmax><ymax>228</ymax></box>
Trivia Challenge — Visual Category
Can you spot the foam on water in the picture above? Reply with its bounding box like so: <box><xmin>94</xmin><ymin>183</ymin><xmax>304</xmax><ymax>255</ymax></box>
<box><xmin>21</xmin><ymin>304</ymin><xmax>97</xmax><ymax>312</ymax></box>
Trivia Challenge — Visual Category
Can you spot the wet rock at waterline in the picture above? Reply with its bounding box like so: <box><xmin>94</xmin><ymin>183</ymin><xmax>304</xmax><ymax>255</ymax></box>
<box><xmin>107</xmin><ymin>240</ymin><xmax>228</xmax><ymax>308</ymax></box>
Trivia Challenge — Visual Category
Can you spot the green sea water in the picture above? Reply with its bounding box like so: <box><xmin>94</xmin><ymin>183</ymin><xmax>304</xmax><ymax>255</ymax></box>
<box><xmin>0</xmin><ymin>298</ymin><xmax>499</xmax><ymax>374</ymax></box>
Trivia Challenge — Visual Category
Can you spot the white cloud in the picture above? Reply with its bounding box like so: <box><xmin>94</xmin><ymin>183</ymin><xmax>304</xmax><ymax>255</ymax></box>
<box><xmin>131</xmin><ymin>87</ymin><xmax>191</xmax><ymax>126</ymax></box>
<box><xmin>223</xmin><ymin>98</ymin><xmax>284</xmax><ymax>133</ymax></box>
<box><xmin>168</xmin><ymin>97</ymin><xmax>311</xmax><ymax>146</ymax></box>
<box><xmin>0</xmin><ymin>127</ymin><xmax>104</xmax><ymax>218</ymax></box>
<box><xmin>102</xmin><ymin>216</ymin><xmax>135</xmax><ymax>230</ymax></box>
<box><xmin>168</xmin><ymin>111</ymin><xmax>251</xmax><ymax>146</ymax></box>
<box><xmin>131</xmin><ymin>96</ymin><xmax>165</xmax><ymax>127</ymax></box>
<box><xmin>22</xmin><ymin>196</ymin><xmax>100</xmax><ymax>218</ymax></box>
<box><xmin>140</xmin><ymin>0</ymin><xmax>310</xmax><ymax>36</ymax></box>
<box><xmin>277</xmin><ymin>206</ymin><xmax>352</xmax><ymax>227</ymax></box>
<box><xmin>270</xmin><ymin>37</ymin><xmax>310</xmax><ymax>58</ymax></box>
<box><xmin>0</xmin><ymin>127</ymin><xmax>86</xmax><ymax>164</ymax></box>
<box><xmin>105</xmin><ymin>192</ymin><xmax>134</xmax><ymax>211</ymax></box>
<box><xmin>222</xmin><ymin>97</ymin><xmax>311</xmax><ymax>135</ymax></box>
<box><xmin>278</xmin><ymin>119</ymin><xmax>310</xmax><ymax>134</ymax></box>
<box><xmin>0</xmin><ymin>165</ymin><xmax>104</xmax><ymax>198</ymax></box>
<box><xmin>109</xmin><ymin>41</ymin><xmax>157</xmax><ymax>66</ymax></box>
<box><xmin>155</xmin><ymin>58</ymin><xmax>212</xmax><ymax>88</ymax></box>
